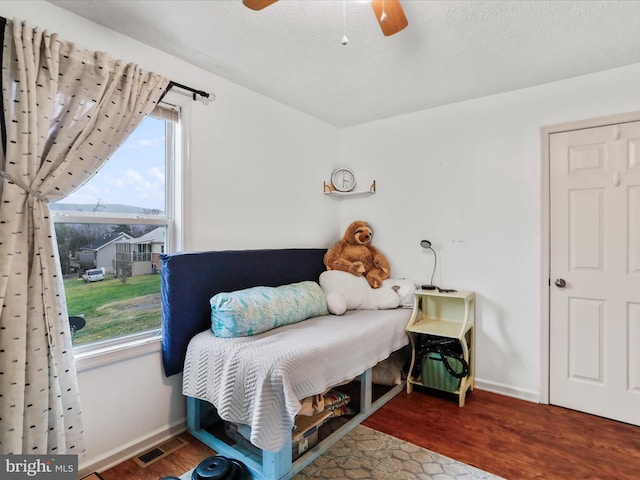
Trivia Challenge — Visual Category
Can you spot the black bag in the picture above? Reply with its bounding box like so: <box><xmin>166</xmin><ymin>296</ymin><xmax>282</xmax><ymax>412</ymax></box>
<box><xmin>415</xmin><ymin>335</ymin><xmax>469</xmax><ymax>379</ymax></box>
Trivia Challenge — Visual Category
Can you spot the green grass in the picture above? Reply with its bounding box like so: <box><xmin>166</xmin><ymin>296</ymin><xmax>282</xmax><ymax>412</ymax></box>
<box><xmin>65</xmin><ymin>274</ymin><xmax>162</xmax><ymax>346</ymax></box>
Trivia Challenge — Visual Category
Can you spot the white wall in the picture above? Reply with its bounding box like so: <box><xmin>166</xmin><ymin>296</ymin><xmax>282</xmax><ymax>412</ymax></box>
<box><xmin>75</xmin><ymin>349</ymin><xmax>185</xmax><ymax>472</ymax></box>
<box><xmin>338</xmin><ymin>63</ymin><xmax>640</xmax><ymax>400</ymax></box>
<box><xmin>1</xmin><ymin>1</ymin><xmax>340</xmax><ymax>475</ymax></box>
<box><xmin>184</xmin><ymin>81</ymin><xmax>339</xmax><ymax>251</ymax></box>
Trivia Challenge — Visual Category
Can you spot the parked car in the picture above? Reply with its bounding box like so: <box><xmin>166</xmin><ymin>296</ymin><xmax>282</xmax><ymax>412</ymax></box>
<box><xmin>82</xmin><ymin>268</ymin><xmax>105</xmax><ymax>282</ymax></box>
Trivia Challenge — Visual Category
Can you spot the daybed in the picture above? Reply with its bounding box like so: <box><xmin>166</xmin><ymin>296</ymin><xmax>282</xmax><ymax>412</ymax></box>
<box><xmin>161</xmin><ymin>248</ymin><xmax>412</xmax><ymax>480</ymax></box>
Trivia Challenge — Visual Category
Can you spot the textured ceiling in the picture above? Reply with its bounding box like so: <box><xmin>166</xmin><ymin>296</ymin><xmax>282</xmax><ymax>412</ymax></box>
<box><xmin>49</xmin><ymin>0</ymin><xmax>640</xmax><ymax>127</ymax></box>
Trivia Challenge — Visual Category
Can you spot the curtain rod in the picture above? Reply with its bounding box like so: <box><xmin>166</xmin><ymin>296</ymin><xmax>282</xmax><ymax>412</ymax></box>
<box><xmin>162</xmin><ymin>81</ymin><xmax>215</xmax><ymax>104</ymax></box>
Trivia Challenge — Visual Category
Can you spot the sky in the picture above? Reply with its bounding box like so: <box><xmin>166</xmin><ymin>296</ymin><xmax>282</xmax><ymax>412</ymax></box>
<box><xmin>55</xmin><ymin>116</ymin><xmax>166</xmax><ymax>212</ymax></box>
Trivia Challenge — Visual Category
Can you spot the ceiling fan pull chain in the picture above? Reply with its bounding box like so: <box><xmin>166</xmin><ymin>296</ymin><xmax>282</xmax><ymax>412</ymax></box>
<box><xmin>342</xmin><ymin>0</ymin><xmax>349</xmax><ymax>45</ymax></box>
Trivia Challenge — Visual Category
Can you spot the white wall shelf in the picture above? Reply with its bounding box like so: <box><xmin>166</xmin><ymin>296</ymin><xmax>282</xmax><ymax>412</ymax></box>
<box><xmin>323</xmin><ymin>180</ymin><xmax>376</xmax><ymax>197</ymax></box>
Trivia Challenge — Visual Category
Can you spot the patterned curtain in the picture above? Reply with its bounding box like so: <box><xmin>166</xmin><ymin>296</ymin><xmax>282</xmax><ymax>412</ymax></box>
<box><xmin>0</xmin><ymin>17</ymin><xmax>169</xmax><ymax>455</ymax></box>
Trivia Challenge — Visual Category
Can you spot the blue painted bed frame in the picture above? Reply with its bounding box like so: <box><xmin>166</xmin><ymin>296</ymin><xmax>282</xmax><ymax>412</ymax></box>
<box><xmin>161</xmin><ymin>249</ymin><xmax>405</xmax><ymax>480</ymax></box>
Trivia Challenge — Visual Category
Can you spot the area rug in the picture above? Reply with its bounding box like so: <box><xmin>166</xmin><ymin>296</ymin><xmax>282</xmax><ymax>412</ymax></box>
<box><xmin>180</xmin><ymin>425</ymin><xmax>503</xmax><ymax>480</ymax></box>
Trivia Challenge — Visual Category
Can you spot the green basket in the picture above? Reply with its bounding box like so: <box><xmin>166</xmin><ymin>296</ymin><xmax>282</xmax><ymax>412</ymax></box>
<box><xmin>421</xmin><ymin>352</ymin><xmax>462</xmax><ymax>393</ymax></box>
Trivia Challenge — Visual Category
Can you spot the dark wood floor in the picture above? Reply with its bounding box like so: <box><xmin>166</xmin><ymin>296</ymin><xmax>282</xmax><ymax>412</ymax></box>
<box><xmin>365</xmin><ymin>388</ymin><xmax>640</xmax><ymax>480</ymax></box>
<box><xmin>95</xmin><ymin>435</ymin><xmax>215</xmax><ymax>480</ymax></box>
<box><xmin>94</xmin><ymin>388</ymin><xmax>640</xmax><ymax>480</ymax></box>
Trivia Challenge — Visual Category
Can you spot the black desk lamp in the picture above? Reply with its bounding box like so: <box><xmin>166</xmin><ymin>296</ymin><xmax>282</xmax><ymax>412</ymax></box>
<box><xmin>420</xmin><ymin>239</ymin><xmax>437</xmax><ymax>290</ymax></box>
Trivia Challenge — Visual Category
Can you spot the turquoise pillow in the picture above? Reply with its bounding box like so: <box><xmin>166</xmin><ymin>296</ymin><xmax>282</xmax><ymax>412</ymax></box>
<box><xmin>210</xmin><ymin>281</ymin><xmax>328</xmax><ymax>337</ymax></box>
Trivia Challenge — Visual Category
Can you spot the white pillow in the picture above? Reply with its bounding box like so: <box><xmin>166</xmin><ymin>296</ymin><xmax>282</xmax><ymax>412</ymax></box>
<box><xmin>382</xmin><ymin>277</ymin><xmax>417</xmax><ymax>308</ymax></box>
<box><xmin>319</xmin><ymin>270</ymin><xmax>400</xmax><ymax>315</ymax></box>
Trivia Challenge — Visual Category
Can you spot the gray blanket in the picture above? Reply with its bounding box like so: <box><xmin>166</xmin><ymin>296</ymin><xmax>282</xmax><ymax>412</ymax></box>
<box><xmin>182</xmin><ymin>308</ymin><xmax>411</xmax><ymax>452</ymax></box>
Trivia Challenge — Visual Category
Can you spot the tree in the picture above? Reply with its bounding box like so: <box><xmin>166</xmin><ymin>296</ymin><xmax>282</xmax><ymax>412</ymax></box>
<box><xmin>54</xmin><ymin>223</ymin><xmax>100</xmax><ymax>275</ymax></box>
<box><xmin>115</xmin><ymin>253</ymin><xmax>133</xmax><ymax>285</ymax></box>
<box><xmin>112</xmin><ymin>224</ymin><xmax>134</xmax><ymax>236</ymax></box>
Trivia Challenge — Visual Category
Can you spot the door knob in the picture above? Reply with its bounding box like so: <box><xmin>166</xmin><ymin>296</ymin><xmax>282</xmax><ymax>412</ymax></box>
<box><xmin>554</xmin><ymin>278</ymin><xmax>566</xmax><ymax>288</ymax></box>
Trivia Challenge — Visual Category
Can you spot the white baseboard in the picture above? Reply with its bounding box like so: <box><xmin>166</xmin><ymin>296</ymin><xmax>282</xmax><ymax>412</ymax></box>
<box><xmin>474</xmin><ymin>378</ymin><xmax>541</xmax><ymax>403</ymax></box>
<box><xmin>78</xmin><ymin>418</ymin><xmax>187</xmax><ymax>478</ymax></box>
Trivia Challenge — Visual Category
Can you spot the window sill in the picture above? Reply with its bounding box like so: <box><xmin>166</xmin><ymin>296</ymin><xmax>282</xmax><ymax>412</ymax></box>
<box><xmin>74</xmin><ymin>331</ymin><xmax>162</xmax><ymax>373</ymax></box>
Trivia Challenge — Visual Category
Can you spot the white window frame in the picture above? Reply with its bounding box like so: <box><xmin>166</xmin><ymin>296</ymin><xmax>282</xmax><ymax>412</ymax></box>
<box><xmin>52</xmin><ymin>91</ymin><xmax>189</xmax><ymax>370</ymax></box>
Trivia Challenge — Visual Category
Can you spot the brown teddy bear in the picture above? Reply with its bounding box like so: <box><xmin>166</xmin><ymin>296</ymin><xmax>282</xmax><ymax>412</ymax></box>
<box><xmin>323</xmin><ymin>220</ymin><xmax>391</xmax><ymax>288</ymax></box>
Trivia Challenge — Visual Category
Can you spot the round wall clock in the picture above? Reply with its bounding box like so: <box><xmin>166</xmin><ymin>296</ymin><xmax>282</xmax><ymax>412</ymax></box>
<box><xmin>331</xmin><ymin>168</ymin><xmax>356</xmax><ymax>192</ymax></box>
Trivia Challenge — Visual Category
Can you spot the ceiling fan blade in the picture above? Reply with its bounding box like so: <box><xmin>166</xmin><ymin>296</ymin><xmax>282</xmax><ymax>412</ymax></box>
<box><xmin>370</xmin><ymin>0</ymin><xmax>408</xmax><ymax>36</ymax></box>
<box><xmin>243</xmin><ymin>0</ymin><xmax>278</xmax><ymax>11</ymax></box>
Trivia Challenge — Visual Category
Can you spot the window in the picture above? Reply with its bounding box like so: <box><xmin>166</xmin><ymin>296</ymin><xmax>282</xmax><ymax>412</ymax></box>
<box><xmin>52</xmin><ymin>102</ymin><xmax>180</xmax><ymax>348</ymax></box>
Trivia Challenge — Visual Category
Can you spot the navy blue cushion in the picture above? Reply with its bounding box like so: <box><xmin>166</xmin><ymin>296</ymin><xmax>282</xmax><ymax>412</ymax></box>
<box><xmin>161</xmin><ymin>248</ymin><xmax>327</xmax><ymax>376</ymax></box>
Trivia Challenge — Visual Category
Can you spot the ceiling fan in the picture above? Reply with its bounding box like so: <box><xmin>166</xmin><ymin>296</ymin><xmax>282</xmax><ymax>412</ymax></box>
<box><xmin>242</xmin><ymin>0</ymin><xmax>409</xmax><ymax>37</ymax></box>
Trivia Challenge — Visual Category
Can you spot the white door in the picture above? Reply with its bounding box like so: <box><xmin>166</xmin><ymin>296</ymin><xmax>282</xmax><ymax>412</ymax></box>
<box><xmin>549</xmin><ymin>121</ymin><xmax>640</xmax><ymax>425</ymax></box>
